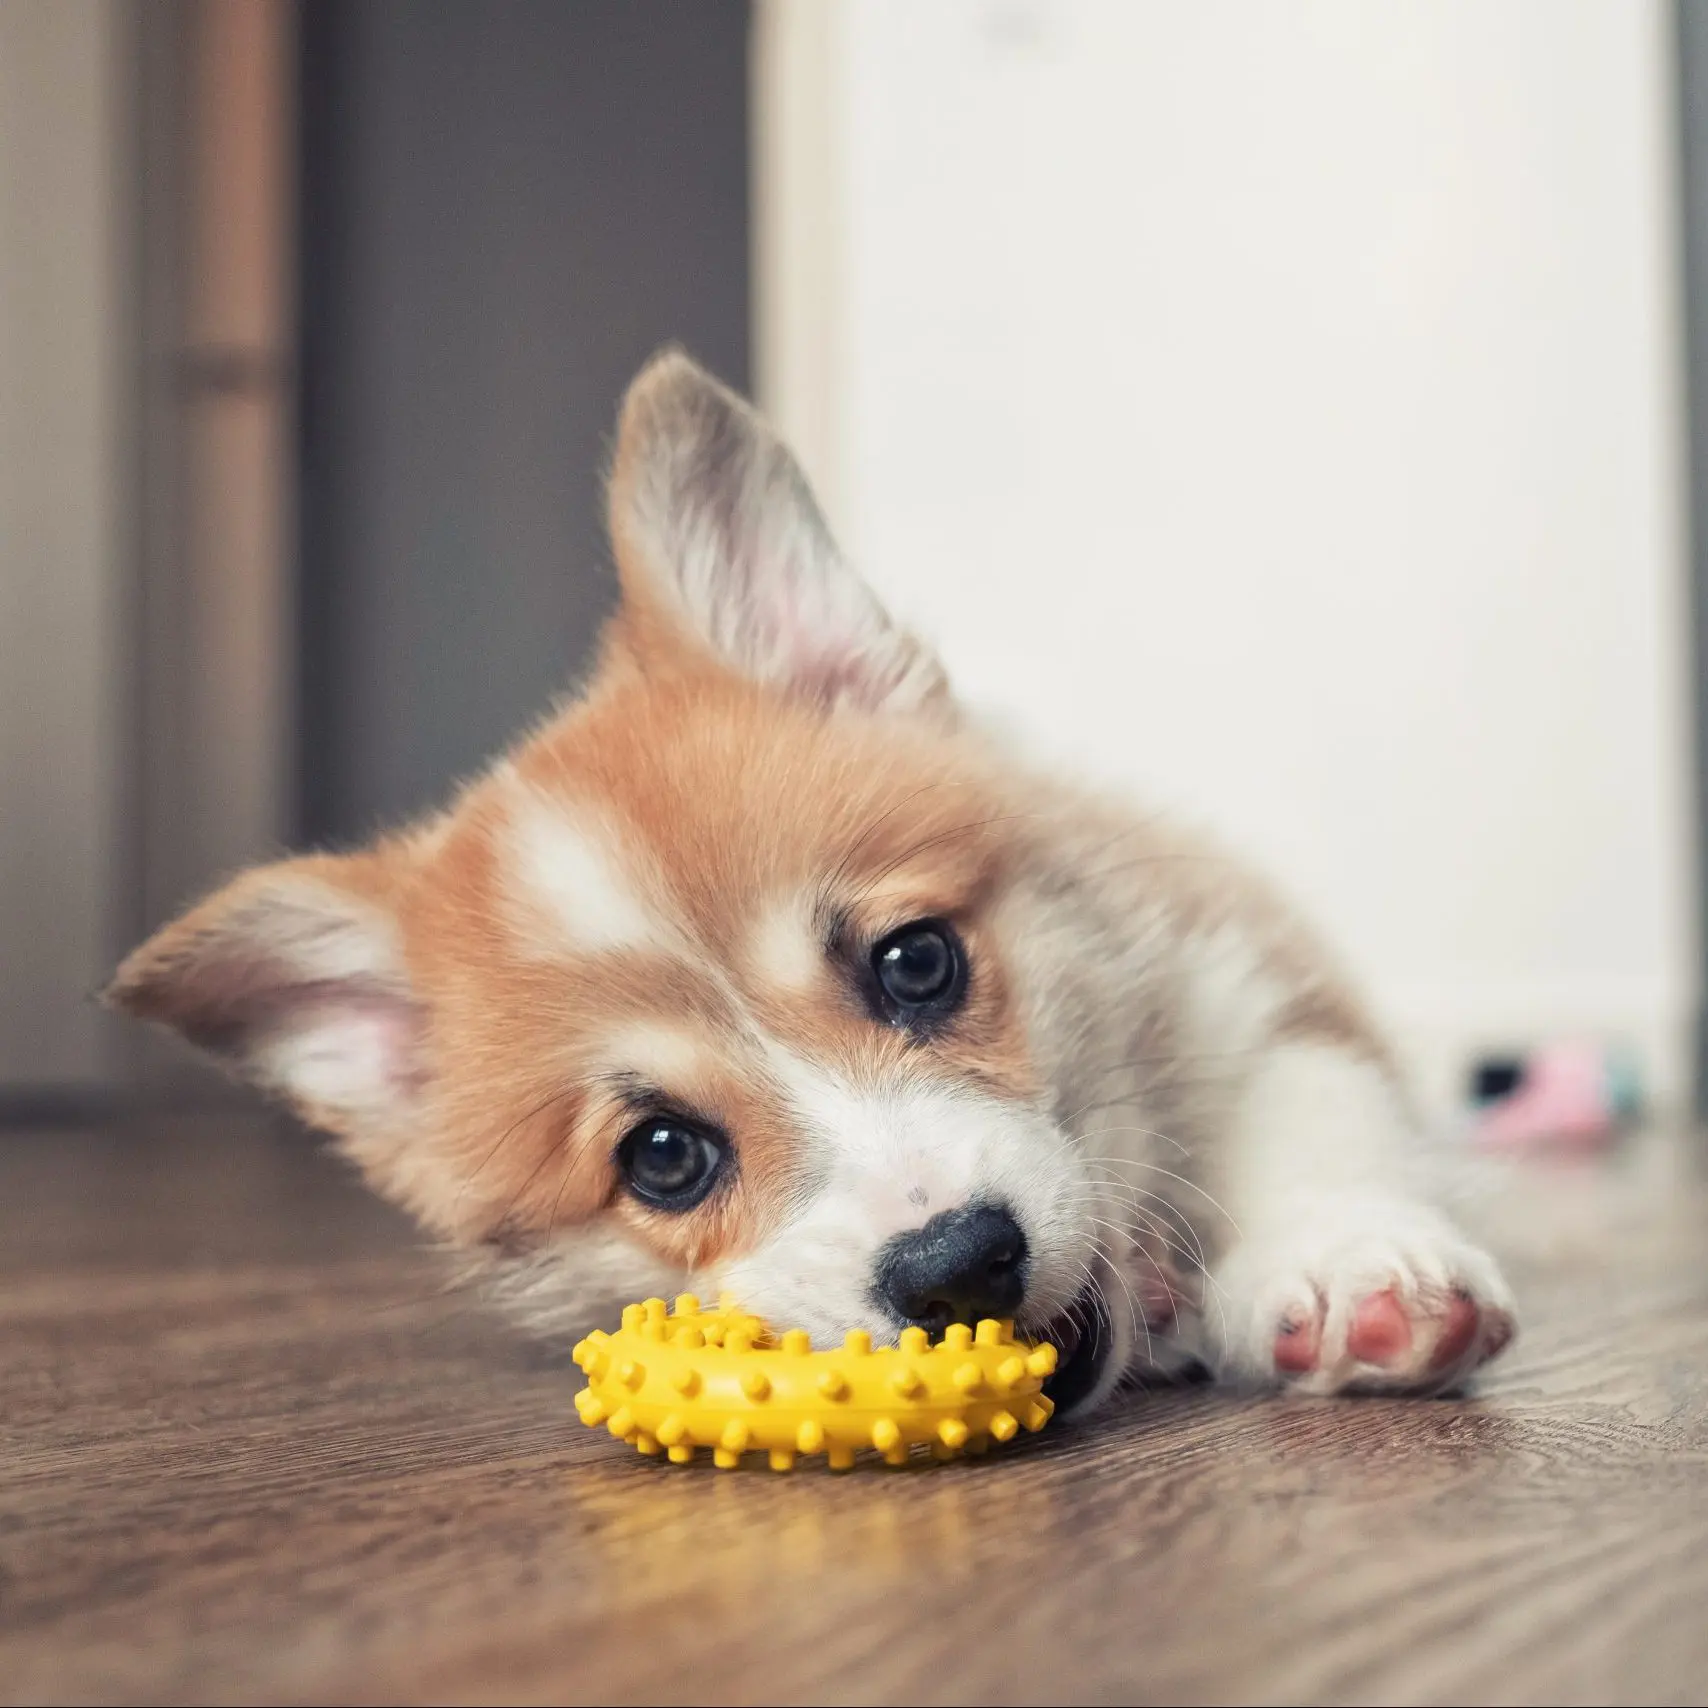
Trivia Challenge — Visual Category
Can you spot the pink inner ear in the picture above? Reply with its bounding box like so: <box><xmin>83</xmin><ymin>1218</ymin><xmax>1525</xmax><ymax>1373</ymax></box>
<box><xmin>107</xmin><ymin>868</ymin><xmax>423</xmax><ymax>1119</ymax></box>
<box><xmin>768</xmin><ymin>581</ymin><xmax>909</xmax><ymax>712</ymax></box>
<box><xmin>780</xmin><ymin>629</ymin><xmax>866</xmax><ymax>708</ymax></box>
<box><xmin>257</xmin><ymin>987</ymin><xmax>425</xmax><ymax>1115</ymax></box>
<box><xmin>129</xmin><ymin>942</ymin><xmax>423</xmax><ymax>1115</ymax></box>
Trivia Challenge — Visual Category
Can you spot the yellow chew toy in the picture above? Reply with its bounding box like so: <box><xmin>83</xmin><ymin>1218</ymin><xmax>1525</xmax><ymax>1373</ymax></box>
<box><xmin>572</xmin><ymin>1294</ymin><xmax>1058</xmax><ymax>1470</ymax></box>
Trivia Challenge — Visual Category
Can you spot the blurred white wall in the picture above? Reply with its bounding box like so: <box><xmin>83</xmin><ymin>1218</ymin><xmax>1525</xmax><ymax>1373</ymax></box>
<box><xmin>757</xmin><ymin>0</ymin><xmax>1696</xmax><ymax>1116</ymax></box>
<box><xmin>0</xmin><ymin>1</ymin><xmax>123</xmax><ymax>1091</ymax></box>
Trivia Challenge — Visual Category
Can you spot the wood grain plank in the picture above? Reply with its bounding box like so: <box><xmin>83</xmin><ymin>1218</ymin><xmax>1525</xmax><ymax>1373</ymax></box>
<box><xmin>1</xmin><ymin>1121</ymin><xmax>1704</xmax><ymax>1706</ymax></box>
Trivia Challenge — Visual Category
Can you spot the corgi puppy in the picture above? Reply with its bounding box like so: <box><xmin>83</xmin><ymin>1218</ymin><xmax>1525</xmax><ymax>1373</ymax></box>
<box><xmin>109</xmin><ymin>350</ymin><xmax>1515</xmax><ymax>1413</ymax></box>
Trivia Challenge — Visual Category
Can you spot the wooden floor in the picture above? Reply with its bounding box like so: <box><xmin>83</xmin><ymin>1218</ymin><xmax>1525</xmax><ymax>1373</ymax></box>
<box><xmin>3</xmin><ymin>1117</ymin><xmax>1706</xmax><ymax>1707</ymax></box>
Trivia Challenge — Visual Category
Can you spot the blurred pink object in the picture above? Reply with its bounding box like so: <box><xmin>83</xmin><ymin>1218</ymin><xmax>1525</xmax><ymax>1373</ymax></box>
<box><xmin>1472</xmin><ymin>1040</ymin><xmax>1630</xmax><ymax>1152</ymax></box>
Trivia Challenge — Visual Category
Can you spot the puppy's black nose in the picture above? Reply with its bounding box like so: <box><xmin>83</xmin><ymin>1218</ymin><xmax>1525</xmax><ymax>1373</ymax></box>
<box><xmin>874</xmin><ymin>1202</ymin><xmax>1029</xmax><ymax>1333</ymax></box>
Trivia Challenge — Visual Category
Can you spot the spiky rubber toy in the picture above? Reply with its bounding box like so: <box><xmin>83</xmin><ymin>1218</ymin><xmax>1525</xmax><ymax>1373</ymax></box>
<box><xmin>572</xmin><ymin>1294</ymin><xmax>1058</xmax><ymax>1470</ymax></box>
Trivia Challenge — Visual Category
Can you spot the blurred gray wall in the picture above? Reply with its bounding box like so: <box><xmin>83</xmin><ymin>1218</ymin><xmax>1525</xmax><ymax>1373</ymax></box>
<box><xmin>0</xmin><ymin>3</ymin><xmax>124</xmax><ymax>1096</ymax></box>
<box><xmin>297</xmin><ymin>0</ymin><xmax>751</xmax><ymax>844</ymax></box>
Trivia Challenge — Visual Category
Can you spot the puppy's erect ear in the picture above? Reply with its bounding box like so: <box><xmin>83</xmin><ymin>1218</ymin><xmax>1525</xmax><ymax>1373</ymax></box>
<box><xmin>105</xmin><ymin>852</ymin><xmax>423</xmax><ymax>1129</ymax></box>
<box><xmin>606</xmin><ymin>348</ymin><xmax>951</xmax><ymax>715</ymax></box>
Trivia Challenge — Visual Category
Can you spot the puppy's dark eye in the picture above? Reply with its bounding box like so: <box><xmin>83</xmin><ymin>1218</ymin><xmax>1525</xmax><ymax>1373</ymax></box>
<box><xmin>871</xmin><ymin>920</ymin><xmax>966</xmax><ymax>1018</ymax></box>
<box><xmin>617</xmin><ymin>1119</ymin><xmax>727</xmax><ymax>1211</ymax></box>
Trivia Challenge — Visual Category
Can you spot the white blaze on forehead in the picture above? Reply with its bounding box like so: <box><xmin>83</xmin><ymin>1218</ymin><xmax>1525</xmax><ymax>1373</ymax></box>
<box><xmin>503</xmin><ymin>785</ymin><xmax>672</xmax><ymax>955</ymax></box>
<box><xmin>766</xmin><ymin>1049</ymin><xmax>1063</xmax><ymax>1222</ymax></box>
<box><xmin>747</xmin><ymin>894</ymin><xmax>823</xmax><ymax>993</ymax></box>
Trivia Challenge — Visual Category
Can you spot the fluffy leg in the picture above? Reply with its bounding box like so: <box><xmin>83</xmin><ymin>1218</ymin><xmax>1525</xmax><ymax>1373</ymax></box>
<box><xmin>1203</xmin><ymin>1043</ymin><xmax>1516</xmax><ymax>1394</ymax></box>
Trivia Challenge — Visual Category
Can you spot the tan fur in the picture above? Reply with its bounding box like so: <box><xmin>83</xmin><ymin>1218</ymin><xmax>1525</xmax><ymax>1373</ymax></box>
<box><xmin>109</xmin><ymin>348</ymin><xmax>1509</xmax><ymax>1405</ymax></box>
<box><xmin>110</xmin><ymin>651</ymin><xmax>1376</xmax><ymax>1275</ymax></box>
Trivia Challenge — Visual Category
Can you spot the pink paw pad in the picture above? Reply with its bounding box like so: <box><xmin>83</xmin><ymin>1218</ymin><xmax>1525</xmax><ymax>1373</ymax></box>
<box><xmin>1272</xmin><ymin>1285</ymin><xmax>1512</xmax><ymax>1388</ymax></box>
<box><xmin>1273</xmin><ymin>1311</ymin><xmax>1322</xmax><ymax>1374</ymax></box>
<box><xmin>1346</xmin><ymin>1289</ymin><xmax>1415</xmax><ymax>1365</ymax></box>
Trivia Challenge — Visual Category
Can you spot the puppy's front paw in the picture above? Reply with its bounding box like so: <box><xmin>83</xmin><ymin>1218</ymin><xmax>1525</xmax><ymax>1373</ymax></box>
<box><xmin>1212</xmin><ymin>1197</ymin><xmax>1516</xmax><ymax>1395</ymax></box>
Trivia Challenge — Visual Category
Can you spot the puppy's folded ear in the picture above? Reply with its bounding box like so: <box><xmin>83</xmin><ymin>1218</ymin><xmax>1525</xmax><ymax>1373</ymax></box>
<box><xmin>104</xmin><ymin>852</ymin><xmax>423</xmax><ymax>1129</ymax></box>
<box><xmin>607</xmin><ymin>347</ymin><xmax>952</xmax><ymax>717</ymax></box>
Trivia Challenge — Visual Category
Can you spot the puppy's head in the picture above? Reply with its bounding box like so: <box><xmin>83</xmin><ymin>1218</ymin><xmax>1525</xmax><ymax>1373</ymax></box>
<box><xmin>110</xmin><ymin>352</ymin><xmax>1123</xmax><ymax>1407</ymax></box>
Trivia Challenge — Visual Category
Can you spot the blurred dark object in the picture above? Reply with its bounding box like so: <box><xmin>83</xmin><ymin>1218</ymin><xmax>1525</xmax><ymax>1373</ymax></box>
<box><xmin>1469</xmin><ymin>1056</ymin><xmax>1527</xmax><ymax>1106</ymax></box>
<box><xmin>1467</xmin><ymin>1040</ymin><xmax>1642</xmax><ymax>1154</ymax></box>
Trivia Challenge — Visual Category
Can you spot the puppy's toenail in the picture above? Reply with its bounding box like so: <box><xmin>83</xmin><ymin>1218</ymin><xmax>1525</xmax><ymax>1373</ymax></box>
<box><xmin>1273</xmin><ymin>1312</ymin><xmax>1321</xmax><ymax>1374</ymax></box>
